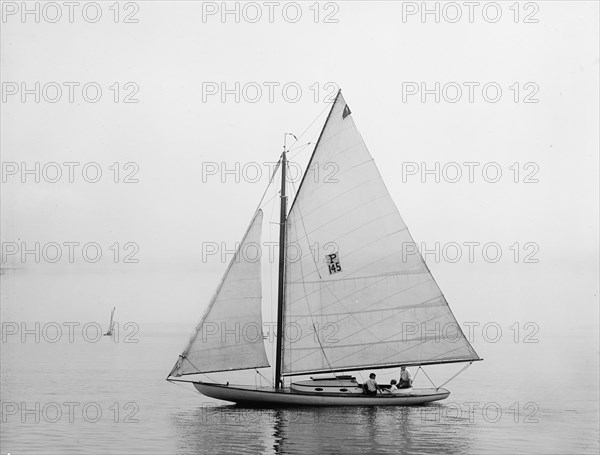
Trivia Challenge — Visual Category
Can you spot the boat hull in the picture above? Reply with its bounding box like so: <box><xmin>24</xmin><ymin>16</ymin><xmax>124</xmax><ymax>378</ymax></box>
<box><xmin>193</xmin><ymin>382</ymin><xmax>450</xmax><ymax>406</ymax></box>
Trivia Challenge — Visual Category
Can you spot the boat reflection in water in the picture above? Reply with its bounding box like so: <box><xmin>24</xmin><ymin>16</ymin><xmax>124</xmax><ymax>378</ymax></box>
<box><xmin>171</xmin><ymin>403</ymin><xmax>476</xmax><ymax>455</ymax></box>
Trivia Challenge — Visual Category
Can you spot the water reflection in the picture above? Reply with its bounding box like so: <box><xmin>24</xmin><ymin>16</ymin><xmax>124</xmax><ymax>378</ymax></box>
<box><xmin>171</xmin><ymin>403</ymin><xmax>476</xmax><ymax>455</ymax></box>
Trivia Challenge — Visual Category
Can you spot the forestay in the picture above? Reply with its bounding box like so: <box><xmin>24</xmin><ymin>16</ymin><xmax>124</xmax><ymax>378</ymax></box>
<box><xmin>282</xmin><ymin>92</ymin><xmax>480</xmax><ymax>376</ymax></box>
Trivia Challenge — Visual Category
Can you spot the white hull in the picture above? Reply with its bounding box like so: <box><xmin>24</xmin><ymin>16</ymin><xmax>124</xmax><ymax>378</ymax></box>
<box><xmin>193</xmin><ymin>382</ymin><xmax>450</xmax><ymax>406</ymax></box>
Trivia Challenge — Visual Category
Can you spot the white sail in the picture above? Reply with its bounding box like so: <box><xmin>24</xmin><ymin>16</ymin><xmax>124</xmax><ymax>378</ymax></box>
<box><xmin>170</xmin><ymin>210</ymin><xmax>270</xmax><ymax>376</ymax></box>
<box><xmin>104</xmin><ymin>307</ymin><xmax>116</xmax><ymax>335</ymax></box>
<box><xmin>108</xmin><ymin>307</ymin><xmax>115</xmax><ymax>330</ymax></box>
<box><xmin>282</xmin><ymin>93</ymin><xmax>480</xmax><ymax>376</ymax></box>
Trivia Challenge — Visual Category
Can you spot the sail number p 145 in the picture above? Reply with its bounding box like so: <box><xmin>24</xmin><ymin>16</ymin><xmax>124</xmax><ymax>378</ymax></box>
<box><xmin>326</xmin><ymin>253</ymin><xmax>342</xmax><ymax>275</ymax></box>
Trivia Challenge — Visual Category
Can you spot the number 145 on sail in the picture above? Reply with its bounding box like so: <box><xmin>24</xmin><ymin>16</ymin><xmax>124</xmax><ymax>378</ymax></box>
<box><xmin>327</xmin><ymin>253</ymin><xmax>342</xmax><ymax>274</ymax></box>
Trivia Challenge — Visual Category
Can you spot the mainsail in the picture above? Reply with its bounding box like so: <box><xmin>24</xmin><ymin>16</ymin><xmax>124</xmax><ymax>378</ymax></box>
<box><xmin>282</xmin><ymin>92</ymin><xmax>480</xmax><ymax>376</ymax></box>
<box><xmin>169</xmin><ymin>209</ymin><xmax>270</xmax><ymax>377</ymax></box>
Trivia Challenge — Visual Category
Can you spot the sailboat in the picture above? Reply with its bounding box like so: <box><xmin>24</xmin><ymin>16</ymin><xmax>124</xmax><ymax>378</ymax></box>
<box><xmin>167</xmin><ymin>91</ymin><xmax>482</xmax><ymax>406</ymax></box>
<box><xmin>104</xmin><ymin>307</ymin><xmax>116</xmax><ymax>336</ymax></box>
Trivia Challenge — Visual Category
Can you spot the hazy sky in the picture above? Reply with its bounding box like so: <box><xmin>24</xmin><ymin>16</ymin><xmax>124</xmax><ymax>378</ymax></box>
<box><xmin>1</xmin><ymin>1</ymin><xmax>598</xmax><ymax>336</ymax></box>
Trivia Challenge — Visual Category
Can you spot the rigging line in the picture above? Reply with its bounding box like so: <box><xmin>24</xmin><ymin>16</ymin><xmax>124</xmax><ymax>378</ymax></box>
<box><xmin>182</xmin><ymin>356</ymin><xmax>220</xmax><ymax>384</ymax></box>
<box><xmin>256</xmin><ymin>159</ymin><xmax>282</xmax><ymax>212</ymax></box>
<box><xmin>412</xmin><ymin>367</ymin><xmax>421</xmax><ymax>381</ymax></box>
<box><xmin>357</xmin><ymin>371</ymin><xmax>366</xmax><ymax>389</ymax></box>
<box><xmin>436</xmin><ymin>362</ymin><xmax>473</xmax><ymax>390</ymax></box>
<box><xmin>255</xmin><ymin>368</ymin><xmax>274</xmax><ymax>388</ymax></box>
<box><xmin>259</xmin><ymin>191</ymin><xmax>282</xmax><ymax>212</ymax></box>
<box><xmin>287</xmin><ymin>103</ymin><xmax>332</xmax><ymax>161</ymax></box>
<box><xmin>419</xmin><ymin>366</ymin><xmax>438</xmax><ymax>389</ymax></box>
<box><xmin>312</xmin><ymin>322</ymin><xmax>346</xmax><ymax>387</ymax></box>
<box><xmin>287</xmin><ymin>141</ymin><xmax>312</xmax><ymax>156</ymax></box>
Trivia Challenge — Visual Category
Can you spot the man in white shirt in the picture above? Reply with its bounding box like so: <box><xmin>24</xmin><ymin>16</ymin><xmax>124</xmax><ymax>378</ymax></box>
<box><xmin>398</xmin><ymin>366</ymin><xmax>412</xmax><ymax>389</ymax></box>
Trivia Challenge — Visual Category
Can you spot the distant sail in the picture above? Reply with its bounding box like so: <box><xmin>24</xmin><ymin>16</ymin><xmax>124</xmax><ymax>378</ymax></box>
<box><xmin>169</xmin><ymin>210</ymin><xmax>269</xmax><ymax>376</ymax></box>
<box><xmin>104</xmin><ymin>307</ymin><xmax>116</xmax><ymax>336</ymax></box>
<box><xmin>282</xmin><ymin>93</ymin><xmax>480</xmax><ymax>376</ymax></box>
<box><xmin>109</xmin><ymin>307</ymin><xmax>115</xmax><ymax>329</ymax></box>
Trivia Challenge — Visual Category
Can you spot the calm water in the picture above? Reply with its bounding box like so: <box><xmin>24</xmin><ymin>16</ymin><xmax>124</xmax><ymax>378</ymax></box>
<box><xmin>1</xmin><ymin>325</ymin><xmax>598</xmax><ymax>455</ymax></box>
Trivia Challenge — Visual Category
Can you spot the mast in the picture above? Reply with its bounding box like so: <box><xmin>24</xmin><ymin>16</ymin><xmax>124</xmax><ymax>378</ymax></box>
<box><xmin>274</xmin><ymin>96</ymin><xmax>339</xmax><ymax>386</ymax></box>
<box><xmin>274</xmin><ymin>147</ymin><xmax>287</xmax><ymax>389</ymax></box>
<box><xmin>275</xmin><ymin>141</ymin><xmax>288</xmax><ymax>389</ymax></box>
